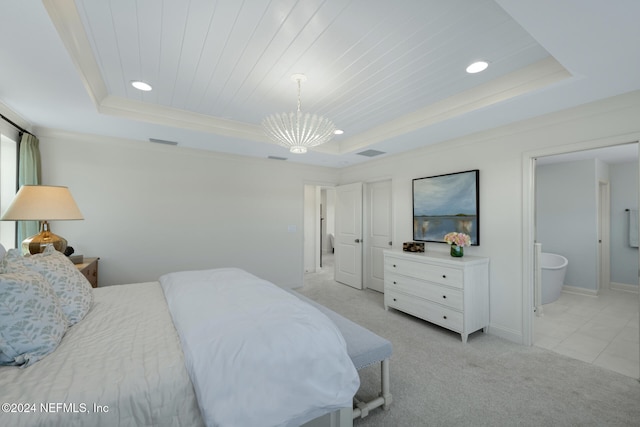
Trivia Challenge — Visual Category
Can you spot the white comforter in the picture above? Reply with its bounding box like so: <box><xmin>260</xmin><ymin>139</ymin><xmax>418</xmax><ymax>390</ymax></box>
<box><xmin>0</xmin><ymin>282</ymin><xmax>204</xmax><ymax>427</ymax></box>
<box><xmin>159</xmin><ymin>268</ymin><xmax>360</xmax><ymax>427</ymax></box>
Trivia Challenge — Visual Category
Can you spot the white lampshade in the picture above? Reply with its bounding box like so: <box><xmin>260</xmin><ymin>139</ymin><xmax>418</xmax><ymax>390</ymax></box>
<box><xmin>1</xmin><ymin>185</ymin><xmax>83</xmax><ymax>221</ymax></box>
<box><xmin>1</xmin><ymin>185</ymin><xmax>83</xmax><ymax>254</ymax></box>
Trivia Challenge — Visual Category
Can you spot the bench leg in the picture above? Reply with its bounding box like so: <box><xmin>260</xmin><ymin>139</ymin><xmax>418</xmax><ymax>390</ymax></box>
<box><xmin>352</xmin><ymin>358</ymin><xmax>392</xmax><ymax>419</ymax></box>
<box><xmin>380</xmin><ymin>358</ymin><xmax>392</xmax><ymax>410</ymax></box>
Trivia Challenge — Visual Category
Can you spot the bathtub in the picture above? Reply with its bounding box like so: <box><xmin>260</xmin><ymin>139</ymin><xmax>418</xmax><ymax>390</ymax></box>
<box><xmin>540</xmin><ymin>252</ymin><xmax>568</xmax><ymax>304</ymax></box>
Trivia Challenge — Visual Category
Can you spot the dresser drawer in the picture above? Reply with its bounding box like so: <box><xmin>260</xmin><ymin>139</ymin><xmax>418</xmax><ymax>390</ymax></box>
<box><xmin>385</xmin><ymin>272</ymin><xmax>463</xmax><ymax>310</ymax></box>
<box><xmin>385</xmin><ymin>290</ymin><xmax>463</xmax><ymax>332</ymax></box>
<box><xmin>385</xmin><ymin>256</ymin><xmax>463</xmax><ymax>288</ymax></box>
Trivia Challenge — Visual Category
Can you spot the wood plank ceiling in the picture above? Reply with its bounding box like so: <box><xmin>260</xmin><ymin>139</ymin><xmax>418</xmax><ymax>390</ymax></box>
<box><xmin>68</xmin><ymin>0</ymin><xmax>556</xmax><ymax>147</ymax></box>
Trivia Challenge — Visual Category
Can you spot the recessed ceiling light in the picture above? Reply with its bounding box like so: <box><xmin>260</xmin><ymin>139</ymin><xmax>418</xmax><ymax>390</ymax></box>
<box><xmin>334</xmin><ymin>129</ymin><xmax>344</xmax><ymax>135</ymax></box>
<box><xmin>131</xmin><ymin>80</ymin><xmax>152</xmax><ymax>91</ymax></box>
<box><xmin>466</xmin><ymin>61</ymin><xmax>489</xmax><ymax>74</ymax></box>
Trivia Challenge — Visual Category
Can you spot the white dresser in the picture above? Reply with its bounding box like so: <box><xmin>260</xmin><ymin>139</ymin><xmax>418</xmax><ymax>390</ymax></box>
<box><xmin>383</xmin><ymin>250</ymin><xmax>489</xmax><ymax>343</ymax></box>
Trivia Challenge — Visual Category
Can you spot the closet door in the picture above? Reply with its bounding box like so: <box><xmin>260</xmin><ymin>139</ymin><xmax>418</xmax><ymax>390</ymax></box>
<box><xmin>364</xmin><ymin>180</ymin><xmax>392</xmax><ymax>293</ymax></box>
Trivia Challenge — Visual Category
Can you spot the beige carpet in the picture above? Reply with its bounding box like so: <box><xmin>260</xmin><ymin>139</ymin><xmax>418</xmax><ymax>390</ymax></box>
<box><xmin>297</xmin><ymin>256</ymin><xmax>640</xmax><ymax>427</ymax></box>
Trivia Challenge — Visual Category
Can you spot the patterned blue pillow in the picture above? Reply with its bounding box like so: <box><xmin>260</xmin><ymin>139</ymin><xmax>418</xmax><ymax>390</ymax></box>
<box><xmin>3</xmin><ymin>247</ymin><xmax>93</xmax><ymax>325</ymax></box>
<box><xmin>0</xmin><ymin>269</ymin><xmax>68</xmax><ymax>367</ymax></box>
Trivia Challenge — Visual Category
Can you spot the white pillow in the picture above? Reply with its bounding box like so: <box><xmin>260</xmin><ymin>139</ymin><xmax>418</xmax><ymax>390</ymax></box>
<box><xmin>2</xmin><ymin>246</ymin><xmax>93</xmax><ymax>325</ymax></box>
<box><xmin>0</xmin><ymin>269</ymin><xmax>68</xmax><ymax>367</ymax></box>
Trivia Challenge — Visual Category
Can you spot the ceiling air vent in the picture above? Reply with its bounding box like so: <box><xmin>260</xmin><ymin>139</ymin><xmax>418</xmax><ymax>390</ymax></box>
<box><xmin>149</xmin><ymin>138</ymin><xmax>178</xmax><ymax>146</ymax></box>
<box><xmin>268</xmin><ymin>155</ymin><xmax>288</xmax><ymax>161</ymax></box>
<box><xmin>356</xmin><ymin>149</ymin><xmax>385</xmax><ymax>157</ymax></box>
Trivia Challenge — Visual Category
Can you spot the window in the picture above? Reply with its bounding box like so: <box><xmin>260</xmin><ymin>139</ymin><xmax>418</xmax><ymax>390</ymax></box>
<box><xmin>0</xmin><ymin>130</ymin><xmax>18</xmax><ymax>249</ymax></box>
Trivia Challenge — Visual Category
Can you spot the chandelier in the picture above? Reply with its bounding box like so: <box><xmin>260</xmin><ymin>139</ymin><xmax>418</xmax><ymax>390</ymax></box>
<box><xmin>262</xmin><ymin>74</ymin><xmax>336</xmax><ymax>154</ymax></box>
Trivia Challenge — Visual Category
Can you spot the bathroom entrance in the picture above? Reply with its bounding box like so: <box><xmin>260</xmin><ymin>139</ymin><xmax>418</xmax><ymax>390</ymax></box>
<box><xmin>527</xmin><ymin>141</ymin><xmax>640</xmax><ymax>379</ymax></box>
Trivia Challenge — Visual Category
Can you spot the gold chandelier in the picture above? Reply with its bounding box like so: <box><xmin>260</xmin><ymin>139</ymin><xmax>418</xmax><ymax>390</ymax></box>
<box><xmin>262</xmin><ymin>74</ymin><xmax>336</xmax><ymax>154</ymax></box>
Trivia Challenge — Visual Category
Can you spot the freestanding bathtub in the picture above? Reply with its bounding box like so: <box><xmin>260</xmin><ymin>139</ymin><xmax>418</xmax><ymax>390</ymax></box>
<box><xmin>540</xmin><ymin>252</ymin><xmax>568</xmax><ymax>304</ymax></box>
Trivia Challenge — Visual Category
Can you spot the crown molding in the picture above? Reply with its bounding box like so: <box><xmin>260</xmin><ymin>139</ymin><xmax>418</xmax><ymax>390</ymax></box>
<box><xmin>98</xmin><ymin>96</ymin><xmax>267</xmax><ymax>141</ymax></box>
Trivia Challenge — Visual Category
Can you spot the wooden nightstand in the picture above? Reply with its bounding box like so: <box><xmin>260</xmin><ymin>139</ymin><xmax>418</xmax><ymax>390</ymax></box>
<box><xmin>76</xmin><ymin>257</ymin><xmax>100</xmax><ymax>288</ymax></box>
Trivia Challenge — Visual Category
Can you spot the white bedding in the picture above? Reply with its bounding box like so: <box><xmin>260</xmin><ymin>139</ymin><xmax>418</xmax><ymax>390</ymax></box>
<box><xmin>160</xmin><ymin>268</ymin><xmax>360</xmax><ymax>427</ymax></box>
<box><xmin>0</xmin><ymin>282</ymin><xmax>204</xmax><ymax>427</ymax></box>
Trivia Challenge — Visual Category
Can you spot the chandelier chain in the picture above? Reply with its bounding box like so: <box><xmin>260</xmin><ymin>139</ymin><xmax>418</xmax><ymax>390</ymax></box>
<box><xmin>296</xmin><ymin>78</ymin><xmax>302</xmax><ymax>114</ymax></box>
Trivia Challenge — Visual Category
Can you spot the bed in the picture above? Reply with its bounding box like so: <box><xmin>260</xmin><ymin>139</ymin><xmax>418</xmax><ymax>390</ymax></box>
<box><xmin>0</xmin><ymin>246</ymin><xmax>361</xmax><ymax>427</ymax></box>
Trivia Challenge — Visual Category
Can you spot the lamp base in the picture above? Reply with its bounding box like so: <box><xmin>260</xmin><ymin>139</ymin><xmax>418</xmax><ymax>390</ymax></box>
<box><xmin>22</xmin><ymin>221</ymin><xmax>68</xmax><ymax>255</ymax></box>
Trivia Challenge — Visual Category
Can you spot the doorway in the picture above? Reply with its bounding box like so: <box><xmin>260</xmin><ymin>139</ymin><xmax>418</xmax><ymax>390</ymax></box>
<box><xmin>303</xmin><ymin>185</ymin><xmax>335</xmax><ymax>275</ymax></box>
<box><xmin>527</xmin><ymin>141</ymin><xmax>639</xmax><ymax>379</ymax></box>
<box><xmin>305</xmin><ymin>180</ymin><xmax>392</xmax><ymax>292</ymax></box>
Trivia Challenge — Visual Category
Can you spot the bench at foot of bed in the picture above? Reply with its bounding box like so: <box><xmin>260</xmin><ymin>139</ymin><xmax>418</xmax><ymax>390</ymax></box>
<box><xmin>353</xmin><ymin>357</ymin><xmax>392</xmax><ymax>418</ymax></box>
<box><xmin>289</xmin><ymin>290</ymin><xmax>393</xmax><ymax>420</ymax></box>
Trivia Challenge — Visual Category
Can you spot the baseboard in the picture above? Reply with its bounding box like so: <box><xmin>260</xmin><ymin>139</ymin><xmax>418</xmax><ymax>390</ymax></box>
<box><xmin>487</xmin><ymin>324</ymin><xmax>523</xmax><ymax>345</ymax></box>
<box><xmin>561</xmin><ymin>285</ymin><xmax>598</xmax><ymax>297</ymax></box>
<box><xmin>610</xmin><ymin>282</ymin><xmax>639</xmax><ymax>294</ymax></box>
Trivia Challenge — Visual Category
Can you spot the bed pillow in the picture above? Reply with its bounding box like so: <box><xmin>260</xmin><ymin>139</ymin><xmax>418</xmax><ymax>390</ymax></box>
<box><xmin>2</xmin><ymin>247</ymin><xmax>94</xmax><ymax>325</ymax></box>
<box><xmin>0</xmin><ymin>269</ymin><xmax>68</xmax><ymax>367</ymax></box>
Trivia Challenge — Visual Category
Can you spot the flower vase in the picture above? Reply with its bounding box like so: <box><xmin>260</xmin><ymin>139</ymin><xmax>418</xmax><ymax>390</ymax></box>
<box><xmin>450</xmin><ymin>244</ymin><xmax>464</xmax><ymax>257</ymax></box>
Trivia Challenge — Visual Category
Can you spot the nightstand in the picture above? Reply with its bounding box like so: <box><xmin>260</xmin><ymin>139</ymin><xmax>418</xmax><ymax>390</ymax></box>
<box><xmin>76</xmin><ymin>257</ymin><xmax>100</xmax><ymax>288</ymax></box>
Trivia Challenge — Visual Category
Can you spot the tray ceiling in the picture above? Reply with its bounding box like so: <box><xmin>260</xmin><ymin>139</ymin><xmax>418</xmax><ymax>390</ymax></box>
<box><xmin>1</xmin><ymin>1</ymin><xmax>639</xmax><ymax>166</ymax></box>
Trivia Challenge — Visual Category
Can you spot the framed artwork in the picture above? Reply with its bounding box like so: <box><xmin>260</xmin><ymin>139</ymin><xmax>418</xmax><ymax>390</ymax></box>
<box><xmin>412</xmin><ymin>169</ymin><xmax>479</xmax><ymax>245</ymax></box>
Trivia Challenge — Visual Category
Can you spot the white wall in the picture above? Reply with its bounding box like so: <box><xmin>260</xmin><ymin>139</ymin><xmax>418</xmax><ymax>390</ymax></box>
<box><xmin>338</xmin><ymin>90</ymin><xmax>640</xmax><ymax>344</ymax></box>
<box><xmin>38</xmin><ymin>131</ymin><xmax>338</xmax><ymax>288</ymax></box>
<box><xmin>30</xmin><ymin>90</ymin><xmax>640</xmax><ymax>344</ymax></box>
<box><xmin>610</xmin><ymin>161</ymin><xmax>639</xmax><ymax>286</ymax></box>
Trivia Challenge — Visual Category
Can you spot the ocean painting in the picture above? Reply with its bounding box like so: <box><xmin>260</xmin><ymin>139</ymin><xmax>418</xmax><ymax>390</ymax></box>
<box><xmin>413</xmin><ymin>170</ymin><xmax>479</xmax><ymax>245</ymax></box>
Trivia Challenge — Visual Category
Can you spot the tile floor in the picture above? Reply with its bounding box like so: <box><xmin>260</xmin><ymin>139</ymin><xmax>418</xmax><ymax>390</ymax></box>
<box><xmin>534</xmin><ymin>288</ymin><xmax>640</xmax><ymax>379</ymax></box>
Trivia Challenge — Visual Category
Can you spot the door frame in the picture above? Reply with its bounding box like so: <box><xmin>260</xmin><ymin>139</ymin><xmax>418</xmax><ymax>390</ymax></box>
<box><xmin>303</xmin><ymin>182</ymin><xmax>336</xmax><ymax>275</ymax></box>
<box><xmin>522</xmin><ymin>134</ymin><xmax>640</xmax><ymax>346</ymax></box>
<box><xmin>598</xmin><ymin>181</ymin><xmax>611</xmax><ymax>292</ymax></box>
<box><xmin>308</xmin><ymin>178</ymin><xmax>392</xmax><ymax>291</ymax></box>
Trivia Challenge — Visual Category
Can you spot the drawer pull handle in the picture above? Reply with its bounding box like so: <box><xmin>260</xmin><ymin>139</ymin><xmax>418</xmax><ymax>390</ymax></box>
<box><xmin>442</xmin><ymin>295</ymin><xmax>447</xmax><ymax>299</ymax></box>
<box><xmin>393</xmin><ymin>298</ymin><xmax>397</xmax><ymax>302</ymax></box>
<box><xmin>443</xmin><ymin>315</ymin><xmax>447</xmax><ymax>320</ymax></box>
<box><xmin>393</xmin><ymin>281</ymin><xmax>397</xmax><ymax>285</ymax></box>
<box><xmin>442</xmin><ymin>275</ymin><xmax>446</xmax><ymax>278</ymax></box>
<box><xmin>393</xmin><ymin>264</ymin><xmax>397</xmax><ymax>268</ymax></box>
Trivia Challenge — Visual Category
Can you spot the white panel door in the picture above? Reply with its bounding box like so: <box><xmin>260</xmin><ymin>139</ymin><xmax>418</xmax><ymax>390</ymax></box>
<box><xmin>365</xmin><ymin>180</ymin><xmax>392</xmax><ymax>293</ymax></box>
<box><xmin>335</xmin><ymin>182</ymin><xmax>363</xmax><ymax>289</ymax></box>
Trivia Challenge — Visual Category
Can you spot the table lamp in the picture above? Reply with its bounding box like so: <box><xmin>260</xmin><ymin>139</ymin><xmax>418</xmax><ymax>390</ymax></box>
<box><xmin>0</xmin><ymin>185</ymin><xmax>84</xmax><ymax>254</ymax></box>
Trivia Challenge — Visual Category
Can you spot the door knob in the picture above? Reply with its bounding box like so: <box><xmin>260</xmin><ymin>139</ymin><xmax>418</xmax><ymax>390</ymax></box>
<box><xmin>355</xmin><ymin>238</ymin><xmax>361</xmax><ymax>243</ymax></box>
